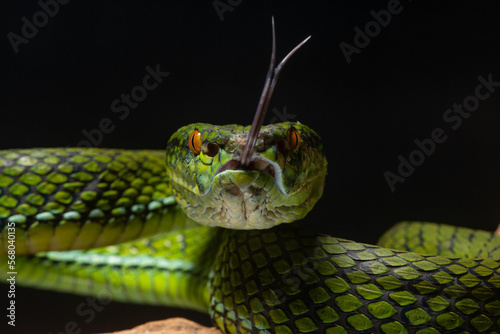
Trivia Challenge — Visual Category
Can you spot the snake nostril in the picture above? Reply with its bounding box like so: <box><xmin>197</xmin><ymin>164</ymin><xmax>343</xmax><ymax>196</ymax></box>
<box><xmin>205</xmin><ymin>143</ymin><xmax>220</xmax><ymax>157</ymax></box>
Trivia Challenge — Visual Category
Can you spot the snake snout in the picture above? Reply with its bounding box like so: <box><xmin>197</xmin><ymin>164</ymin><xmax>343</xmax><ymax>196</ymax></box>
<box><xmin>217</xmin><ymin>157</ymin><xmax>274</xmax><ymax>177</ymax></box>
<box><xmin>216</xmin><ymin>157</ymin><xmax>286</xmax><ymax>193</ymax></box>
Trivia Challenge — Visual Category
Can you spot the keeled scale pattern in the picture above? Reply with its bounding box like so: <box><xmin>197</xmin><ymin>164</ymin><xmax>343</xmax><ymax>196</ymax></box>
<box><xmin>209</xmin><ymin>225</ymin><xmax>500</xmax><ymax>333</ymax></box>
<box><xmin>378</xmin><ymin>221</ymin><xmax>500</xmax><ymax>259</ymax></box>
<box><xmin>0</xmin><ymin>148</ymin><xmax>179</xmax><ymax>255</ymax></box>
<box><xmin>7</xmin><ymin>225</ymin><xmax>216</xmax><ymax>312</ymax></box>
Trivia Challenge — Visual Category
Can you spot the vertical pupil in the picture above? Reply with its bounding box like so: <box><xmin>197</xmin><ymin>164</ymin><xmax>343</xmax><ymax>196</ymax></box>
<box><xmin>191</xmin><ymin>133</ymin><xmax>196</xmax><ymax>148</ymax></box>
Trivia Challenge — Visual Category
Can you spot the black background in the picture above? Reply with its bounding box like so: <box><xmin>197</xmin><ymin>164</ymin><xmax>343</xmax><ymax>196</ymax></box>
<box><xmin>1</xmin><ymin>0</ymin><xmax>500</xmax><ymax>333</ymax></box>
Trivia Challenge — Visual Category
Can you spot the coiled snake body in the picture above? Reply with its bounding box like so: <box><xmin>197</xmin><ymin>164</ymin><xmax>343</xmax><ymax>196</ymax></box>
<box><xmin>1</xmin><ymin>23</ymin><xmax>500</xmax><ymax>334</ymax></box>
<box><xmin>1</xmin><ymin>122</ymin><xmax>499</xmax><ymax>333</ymax></box>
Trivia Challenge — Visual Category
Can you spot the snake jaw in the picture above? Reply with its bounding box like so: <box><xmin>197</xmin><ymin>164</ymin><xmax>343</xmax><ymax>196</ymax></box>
<box><xmin>216</xmin><ymin>156</ymin><xmax>286</xmax><ymax>194</ymax></box>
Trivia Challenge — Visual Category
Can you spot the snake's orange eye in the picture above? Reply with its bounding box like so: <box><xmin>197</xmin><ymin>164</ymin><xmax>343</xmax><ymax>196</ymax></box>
<box><xmin>189</xmin><ymin>130</ymin><xmax>202</xmax><ymax>155</ymax></box>
<box><xmin>289</xmin><ymin>127</ymin><xmax>301</xmax><ymax>152</ymax></box>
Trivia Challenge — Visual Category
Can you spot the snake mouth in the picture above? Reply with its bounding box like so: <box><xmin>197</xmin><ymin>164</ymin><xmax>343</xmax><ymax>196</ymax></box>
<box><xmin>216</xmin><ymin>157</ymin><xmax>286</xmax><ymax>194</ymax></box>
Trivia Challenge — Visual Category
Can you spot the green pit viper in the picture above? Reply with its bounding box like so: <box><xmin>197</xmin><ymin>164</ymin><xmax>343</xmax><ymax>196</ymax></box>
<box><xmin>1</xmin><ymin>21</ymin><xmax>500</xmax><ymax>334</ymax></box>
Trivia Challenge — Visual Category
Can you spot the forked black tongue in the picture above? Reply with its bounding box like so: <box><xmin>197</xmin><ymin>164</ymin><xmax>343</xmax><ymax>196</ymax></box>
<box><xmin>240</xmin><ymin>17</ymin><xmax>310</xmax><ymax>167</ymax></box>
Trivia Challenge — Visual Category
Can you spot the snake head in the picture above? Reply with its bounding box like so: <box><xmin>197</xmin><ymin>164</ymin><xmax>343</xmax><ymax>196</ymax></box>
<box><xmin>166</xmin><ymin>122</ymin><xmax>327</xmax><ymax>229</ymax></box>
